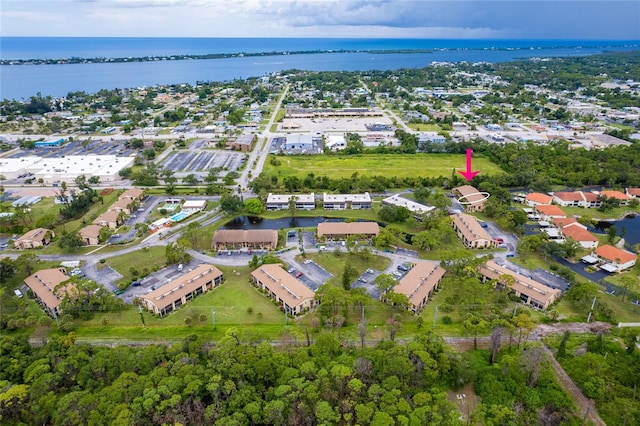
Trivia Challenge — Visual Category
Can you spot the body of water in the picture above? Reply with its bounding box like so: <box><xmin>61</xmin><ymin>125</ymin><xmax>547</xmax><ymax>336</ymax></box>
<box><xmin>596</xmin><ymin>215</ymin><xmax>640</xmax><ymax>247</ymax></box>
<box><xmin>222</xmin><ymin>216</ymin><xmax>355</xmax><ymax>230</ymax></box>
<box><xmin>1</xmin><ymin>37</ymin><xmax>638</xmax><ymax>100</ymax></box>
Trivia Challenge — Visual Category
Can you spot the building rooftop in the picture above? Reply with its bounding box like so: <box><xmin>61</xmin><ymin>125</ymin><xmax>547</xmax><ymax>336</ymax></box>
<box><xmin>553</xmin><ymin>191</ymin><xmax>584</xmax><ymax>202</ymax></box>
<box><xmin>382</xmin><ymin>194</ymin><xmax>435</xmax><ymax>214</ymax></box>
<box><xmin>16</xmin><ymin>227</ymin><xmax>49</xmax><ymax>242</ymax></box>
<box><xmin>317</xmin><ymin>221</ymin><xmax>379</xmax><ymax>237</ymax></box>
<box><xmin>323</xmin><ymin>192</ymin><xmax>371</xmax><ymax>203</ymax></box>
<box><xmin>251</xmin><ymin>264</ymin><xmax>315</xmax><ymax>309</ymax></box>
<box><xmin>452</xmin><ymin>185</ymin><xmax>486</xmax><ymax>205</ymax></box>
<box><xmin>595</xmin><ymin>245</ymin><xmax>637</xmax><ymax>264</ymax></box>
<box><xmin>80</xmin><ymin>224</ymin><xmax>102</xmax><ymax>239</ymax></box>
<box><xmin>24</xmin><ymin>268</ymin><xmax>71</xmax><ymax>311</ymax></box>
<box><xmin>599</xmin><ymin>190</ymin><xmax>631</xmax><ymax>201</ymax></box>
<box><xmin>141</xmin><ymin>264</ymin><xmax>223</xmax><ymax>309</ymax></box>
<box><xmin>526</xmin><ymin>192</ymin><xmax>553</xmax><ymax>204</ymax></box>
<box><xmin>452</xmin><ymin>213</ymin><xmax>493</xmax><ymax>242</ymax></box>
<box><xmin>212</xmin><ymin>229</ymin><xmax>278</xmax><ymax>246</ymax></box>
<box><xmin>394</xmin><ymin>261</ymin><xmax>446</xmax><ymax>308</ymax></box>
<box><xmin>535</xmin><ymin>204</ymin><xmax>566</xmax><ymax>217</ymax></box>
<box><xmin>480</xmin><ymin>261</ymin><xmax>561</xmax><ymax>305</ymax></box>
<box><xmin>266</xmin><ymin>193</ymin><xmax>315</xmax><ymax>203</ymax></box>
<box><xmin>562</xmin><ymin>224</ymin><xmax>598</xmax><ymax>242</ymax></box>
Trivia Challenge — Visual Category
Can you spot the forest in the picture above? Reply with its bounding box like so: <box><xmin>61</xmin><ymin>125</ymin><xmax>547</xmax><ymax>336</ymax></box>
<box><xmin>0</xmin><ymin>331</ymin><xmax>583</xmax><ymax>426</ymax></box>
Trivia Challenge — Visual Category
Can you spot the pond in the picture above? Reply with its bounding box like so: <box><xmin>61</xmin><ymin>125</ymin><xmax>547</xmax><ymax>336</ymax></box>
<box><xmin>595</xmin><ymin>214</ymin><xmax>640</xmax><ymax>247</ymax></box>
<box><xmin>221</xmin><ymin>216</ymin><xmax>351</xmax><ymax>230</ymax></box>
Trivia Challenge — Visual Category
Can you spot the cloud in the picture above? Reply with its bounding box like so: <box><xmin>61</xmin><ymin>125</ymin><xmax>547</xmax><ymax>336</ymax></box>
<box><xmin>2</xmin><ymin>10</ymin><xmax>64</xmax><ymax>22</ymax></box>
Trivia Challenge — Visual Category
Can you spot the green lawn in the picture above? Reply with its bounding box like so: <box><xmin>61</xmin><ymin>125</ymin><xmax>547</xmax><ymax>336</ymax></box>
<box><xmin>560</xmin><ymin>205</ymin><xmax>640</xmax><ymax>220</ymax></box>
<box><xmin>262</xmin><ymin>153</ymin><xmax>504</xmax><ymax>180</ymax></box>
<box><xmin>406</xmin><ymin>123</ymin><xmax>442</xmax><ymax>132</ymax></box>
<box><xmin>97</xmin><ymin>246</ymin><xmax>167</xmax><ymax>287</ymax></box>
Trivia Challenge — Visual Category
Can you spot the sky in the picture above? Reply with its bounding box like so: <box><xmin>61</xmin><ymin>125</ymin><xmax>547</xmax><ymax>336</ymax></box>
<box><xmin>1</xmin><ymin>0</ymin><xmax>639</xmax><ymax>39</ymax></box>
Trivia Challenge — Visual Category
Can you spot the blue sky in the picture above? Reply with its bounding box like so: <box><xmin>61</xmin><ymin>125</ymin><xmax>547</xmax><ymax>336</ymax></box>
<box><xmin>2</xmin><ymin>0</ymin><xmax>639</xmax><ymax>39</ymax></box>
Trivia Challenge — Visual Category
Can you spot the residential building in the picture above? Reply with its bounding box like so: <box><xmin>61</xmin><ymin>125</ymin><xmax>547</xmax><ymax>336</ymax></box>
<box><xmin>265</xmin><ymin>193</ymin><xmax>315</xmax><ymax>211</ymax></box>
<box><xmin>109</xmin><ymin>198</ymin><xmax>134</xmax><ymax>215</ymax></box>
<box><xmin>93</xmin><ymin>210</ymin><xmax>122</xmax><ymax>229</ymax></box>
<box><xmin>552</xmin><ymin>217</ymin><xmax>579</xmax><ymax>228</ymax></box>
<box><xmin>553</xmin><ymin>191</ymin><xmax>586</xmax><ymax>207</ymax></box>
<box><xmin>317</xmin><ymin>222</ymin><xmax>379</xmax><ymax>240</ymax></box>
<box><xmin>393</xmin><ymin>261</ymin><xmax>446</xmax><ymax>313</ymax></box>
<box><xmin>525</xmin><ymin>192</ymin><xmax>553</xmax><ymax>207</ymax></box>
<box><xmin>323</xmin><ymin>193</ymin><xmax>372</xmax><ymax>210</ymax></box>
<box><xmin>140</xmin><ymin>264</ymin><xmax>224</xmax><ymax>316</ymax></box>
<box><xmin>451</xmin><ymin>213</ymin><xmax>495</xmax><ymax>249</ymax></box>
<box><xmin>119</xmin><ymin>187</ymin><xmax>145</xmax><ymax>202</ymax></box>
<box><xmin>561</xmin><ymin>224</ymin><xmax>599</xmax><ymax>249</ymax></box>
<box><xmin>594</xmin><ymin>245</ymin><xmax>637</xmax><ymax>272</ymax></box>
<box><xmin>452</xmin><ymin>185</ymin><xmax>485</xmax><ymax>212</ymax></box>
<box><xmin>80</xmin><ymin>224</ymin><xmax>102</xmax><ymax>246</ymax></box>
<box><xmin>325</xmin><ymin>134</ymin><xmax>347</xmax><ymax>151</ymax></box>
<box><xmin>24</xmin><ymin>268</ymin><xmax>71</xmax><ymax>317</ymax></box>
<box><xmin>599</xmin><ymin>190</ymin><xmax>632</xmax><ymax>206</ymax></box>
<box><xmin>14</xmin><ymin>228</ymin><xmax>54</xmax><ymax>250</ymax></box>
<box><xmin>535</xmin><ymin>204</ymin><xmax>567</xmax><ymax>220</ymax></box>
<box><xmin>581</xmin><ymin>191</ymin><xmax>601</xmax><ymax>208</ymax></box>
<box><xmin>626</xmin><ymin>187</ymin><xmax>640</xmax><ymax>198</ymax></box>
<box><xmin>478</xmin><ymin>261</ymin><xmax>561</xmax><ymax>310</ymax></box>
<box><xmin>382</xmin><ymin>194</ymin><xmax>435</xmax><ymax>215</ymax></box>
<box><xmin>251</xmin><ymin>264</ymin><xmax>317</xmax><ymax>315</ymax></box>
<box><xmin>212</xmin><ymin>229</ymin><xmax>278</xmax><ymax>250</ymax></box>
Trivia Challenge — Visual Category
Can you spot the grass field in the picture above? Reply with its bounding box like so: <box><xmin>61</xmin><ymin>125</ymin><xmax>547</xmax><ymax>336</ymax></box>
<box><xmin>263</xmin><ymin>153</ymin><xmax>504</xmax><ymax>179</ymax></box>
<box><xmin>97</xmin><ymin>246</ymin><xmax>167</xmax><ymax>286</ymax></box>
<box><xmin>560</xmin><ymin>205</ymin><xmax>640</xmax><ymax>220</ymax></box>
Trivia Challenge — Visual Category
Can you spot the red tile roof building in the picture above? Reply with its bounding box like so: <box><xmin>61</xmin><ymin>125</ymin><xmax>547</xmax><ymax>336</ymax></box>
<box><xmin>594</xmin><ymin>245</ymin><xmax>637</xmax><ymax>272</ymax></box>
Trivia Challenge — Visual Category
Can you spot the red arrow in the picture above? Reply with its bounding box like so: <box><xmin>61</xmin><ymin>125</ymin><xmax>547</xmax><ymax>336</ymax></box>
<box><xmin>458</xmin><ymin>148</ymin><xmax>480</xmax><ymax>181</ymax></box>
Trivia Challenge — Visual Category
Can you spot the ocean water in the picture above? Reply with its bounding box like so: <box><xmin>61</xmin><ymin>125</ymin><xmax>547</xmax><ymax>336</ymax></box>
<box><xmin>1</xmin><ymin>38</ymin><xmax>638</xmax><ymax>100</ymax></box>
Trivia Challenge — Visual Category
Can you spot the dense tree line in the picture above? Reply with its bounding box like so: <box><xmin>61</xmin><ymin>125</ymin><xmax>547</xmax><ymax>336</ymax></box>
<box><xmin>0</xmin><ymin>330</ymin><xmax>582</xmax><ymax>425</ymax></box>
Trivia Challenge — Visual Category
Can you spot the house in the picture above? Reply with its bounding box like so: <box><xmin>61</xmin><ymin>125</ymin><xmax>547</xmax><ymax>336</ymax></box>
<box><xmin>119</xmin><ymin>187</ymin><xmax>145</xmax><ymax>202</ymax></box>
<box><xmin>250</xmin><ymin>264</ymin><xmax>317</xmax><ymax>315</ymax></box>
<box><xmin>324</xmin><ymin>134</ymin><xmax>347</xmax><ymax>151</ymax></box>
<box><xmin>140</xmin><ymin>264</ymin><xmax>224</xmax><ymax>316</ymax></box>
<box><xmin>24</xmin><ymin>268</ymin><xmax>71</xmax><ymax>317</ymax></box>
<box><xmin>317</xmin><ymin>222</ymin><xmax>379</xmax><ymax>240</ymax></box>
<box><xmin>93</xmin><ymin>210</ymin><xmax>122</xmax><ymax>229</ymax></box>
<box><xmin>626</xmin><ymin>188</ymin><xmax>640</xmax><ymax>198</ymax></box>
<box><xmin>393</xmin><ymin>261</ymin><xmax>446</xmax><ymax>313</ymax></box>
<box><xmin>109</xmin><ymin>198</ymin><xmax>134</xmax><ymax>215</ymax></box>
<box><xmin>451</xmin><ymin>213</ymin><xmax>495</xmax><ymax>249</ymax></box>
<box><xmin>265</xmin><ymin>193</ymin><xmax>315</xmax><ymax>211</ymax></box>
<box><xmin>525</xmin><ymin>192</ymin><xmax>553</xmax><ymax>207</ymax></box>
<box><xmin>323</xmin><ymin>193</ymin><xmax>372</xmax><ymax>210</ymax></box>
<box><xmin>478</xmin><ymin>261</ymin><xmax>561</xmax><ymax>310</ymax></box>
<box><xmin>561</xmin><ymin>224</ymin><xmax>599</xmax><ymax>249</ymax></box>
<box><xmin>581</xmin><ymin>191</ymin><xmax>601</xmax><ymax>208</ymax></box>
<box><xmin>452</xmin><ymin>185</ymin><xmax>485</xmax><ymax>212</ymax></box>
<box><xmin>212</xmin><ymin>229</ymin><xmax>278</xmax><ymax>251</ymax></box>
<box><xmin>599</xmin><ymin>190</ymin><xmax>632</xmax><ymax>206</ymax></box>
<box><xmin>594</xmin><ymin>245</ymin><xmax>637</xmax><ymax>272</ymax></box>
<box><xmin>553</xmin><ymin>191</ymin><xmax>585</xmax><ymax>207</ymax></box>
<box><xmin>382</xmin><ymin>194</ymin><xmax>435</xmax><ymax>215</ymax></box>
<box><xmin>80</xmin><ymin>224</ymin><xmax>102</xmax><ymax>246</ymax></box>
<box><xmin>14</xmin><ymin>228</ymin><xmax>54</xmax><ymax>250</ymax></box>
<box><xmin>552</xmin><ymin>217</ymin><xmax>580</xmax><ymax>228</ymax></box>
<box><xmin>535</xmin><ymin>204</ymin><xmax>567</xmax><ymax>220</ymax></box>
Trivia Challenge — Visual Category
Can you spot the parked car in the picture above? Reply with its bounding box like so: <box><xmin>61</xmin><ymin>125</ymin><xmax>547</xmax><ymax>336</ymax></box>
<box><xmin>295</xmin><ymin>272</ymin><xmax>304</xmax><ymax>278</ymax></box>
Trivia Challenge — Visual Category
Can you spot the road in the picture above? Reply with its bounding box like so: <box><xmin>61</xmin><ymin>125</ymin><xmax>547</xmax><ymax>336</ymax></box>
<box><xmin>237</xmin><ymin>84</ymin><xmax>290</xmax><ymax>196</ymax></box>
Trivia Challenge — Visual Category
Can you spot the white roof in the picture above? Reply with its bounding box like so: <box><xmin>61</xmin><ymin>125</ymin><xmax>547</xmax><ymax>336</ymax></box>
<box><xmin>24</xmin><ymin>155</ymin><xmax>135</xmax><ymax>177</ymax></box>
<box><xmin>600</xmin><ymin>263</ymin><xmax>618</xmax><ymax>272</ymax></box>
<box><xmin>581</xmin><ymin>255</ymin><xmax>598</xmax><ymax>264</ymax></box>
<box><xmin>267</xmin><ymin>193</ymin><xmax>315</xmax><ymax>203</ymax></box>
<box><xmin>543</xmin><ymin>228</ymin><xmax>561</xmax><ymax>238</ymax></box>
<box><xmin>323</xmin><ymin>193</ymin><xmax>371</xmax><ymax>203</ymax></box>
<box><xmin>0</xmin><ymin>156</ymin><xmax>42</xmax><ymax>172</ymax></box>
<box><xmin>325</xmin><ymin>135</ymin><xmax>346</xmax><ymax>147</ymax></box>
<box><xmin>182</xmin><ymin>200</ymin><xmax>207</xmax><ymax>209</ymax></box>
<box><xmin>382</xmin><ymin>194</ymin><xmax>435</xmax><ymax>214</ymax></box>
<box><xmin>152</xmin><ymin>217</ymin><xmax>171</xmax><ymax>227</ymax></box>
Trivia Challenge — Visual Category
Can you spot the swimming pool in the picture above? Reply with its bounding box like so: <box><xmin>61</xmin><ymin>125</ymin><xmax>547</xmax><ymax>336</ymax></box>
<box><xmin>169</xmin><ymin>211</ymin><xmax>189</xmax><ymax>222</ymax></box>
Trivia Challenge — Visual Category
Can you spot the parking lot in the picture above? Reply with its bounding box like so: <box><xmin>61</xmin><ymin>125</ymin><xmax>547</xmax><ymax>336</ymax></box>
<box><xmin>279</xmin><ymin>116</ymin><xmax>393</xmax><ymax>134</ymax></box>
<box><xmin>286</xmin><ymin>258</ymin><xmax>333</xmax><ymax>291</ymax></box>
<box><xmin>160</xmin><ymin>150</ymin><xmax>245</xmax><ymax>172</ymax></box>
<box><xmin>351</xmin><ymin>268</ymin><xmax>383</xmax><ymax>299</ymax></box>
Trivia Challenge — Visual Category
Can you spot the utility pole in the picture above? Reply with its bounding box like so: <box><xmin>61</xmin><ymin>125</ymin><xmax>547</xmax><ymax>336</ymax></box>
<box><xmin>586</xmin><ymin>296</ymin><xmax>596</xmax><ymax>323</ymax></box>
<box><xmin>433</xmin><ymin>305</ymin><xmax>438</xmax><ymax>328</ymax></box>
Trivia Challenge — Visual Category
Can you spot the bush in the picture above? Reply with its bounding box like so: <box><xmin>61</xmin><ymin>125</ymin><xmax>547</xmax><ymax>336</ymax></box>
<box><xmin>441</xmin><ymin>316</ymin><xmax>452</xmax><ymax>325</ymax></box>
<box><xmin>247</xmin><ymin>306</ymin><xmax>254</xmax><ymax>315</ymax></box>
<box><xmin>99</xmin><ymin>259</ymin><xmax>106</xmax><ymax>264</ymax></box>
<box><xmin>440</xmin><ymin>304</ymin><xmax>453</xmax><ymax>313</ymax></box>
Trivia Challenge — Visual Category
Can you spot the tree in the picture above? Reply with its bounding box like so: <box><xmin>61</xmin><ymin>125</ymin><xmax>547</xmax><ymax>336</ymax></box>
<box><xmin>374</xmin><ymin>274</ymin><xmax>397</xmax><ymax>296</ymax></box>
<box><xmin>99</xmin><ymin>226</ymin><xmax>114</xmax><ymax>244</ymax></box>
<box><xmin>341</xmin><ymin>261</ymin><xmax>358</xmax><ymax>290</ymax></box>
<box><xmin>219</xmin><ymin>194</ymin><xmax>243</xmax><ymax>214</ymax></box>
<box><xmin>244</xmin><ymin>198</ymin><xmax>264</xmax><ymax>215</ymax></box>
<box><xmin>513</xmin><ymin>313</ymin><xmax>535</xmax><ymax>347</ymax></box>
<box><xmin>59</xmin><ymin>231</ymin><xmax>83</xmax><ymax>251</ymax></box>
<box><xmin>183</xmin><ymin>174</ymin><xmax>198</xmax><ymax>185</ymax></box>
<box><xmin>165</xmin><ymin>240</ymin><xmax>191</xmax><ymax>265</ymax></box>
<box><xmin>606</xmin><ymin>225</ymin><xmax>617</xmax><ymax>244</ymax></box>
<box><xmin>288</xmin><ymin>195</ymin><xmax>298</xmax><ymax>217</ymax></box>
<box><xmin>14</xmin><ymin>253</ymin><xmax>40</xmax><ymax>276</ymax></box>
<box><xmin>462</xmin><ymin>315</ymin><xmax>489</xmax><ymax>350</ymax></box>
